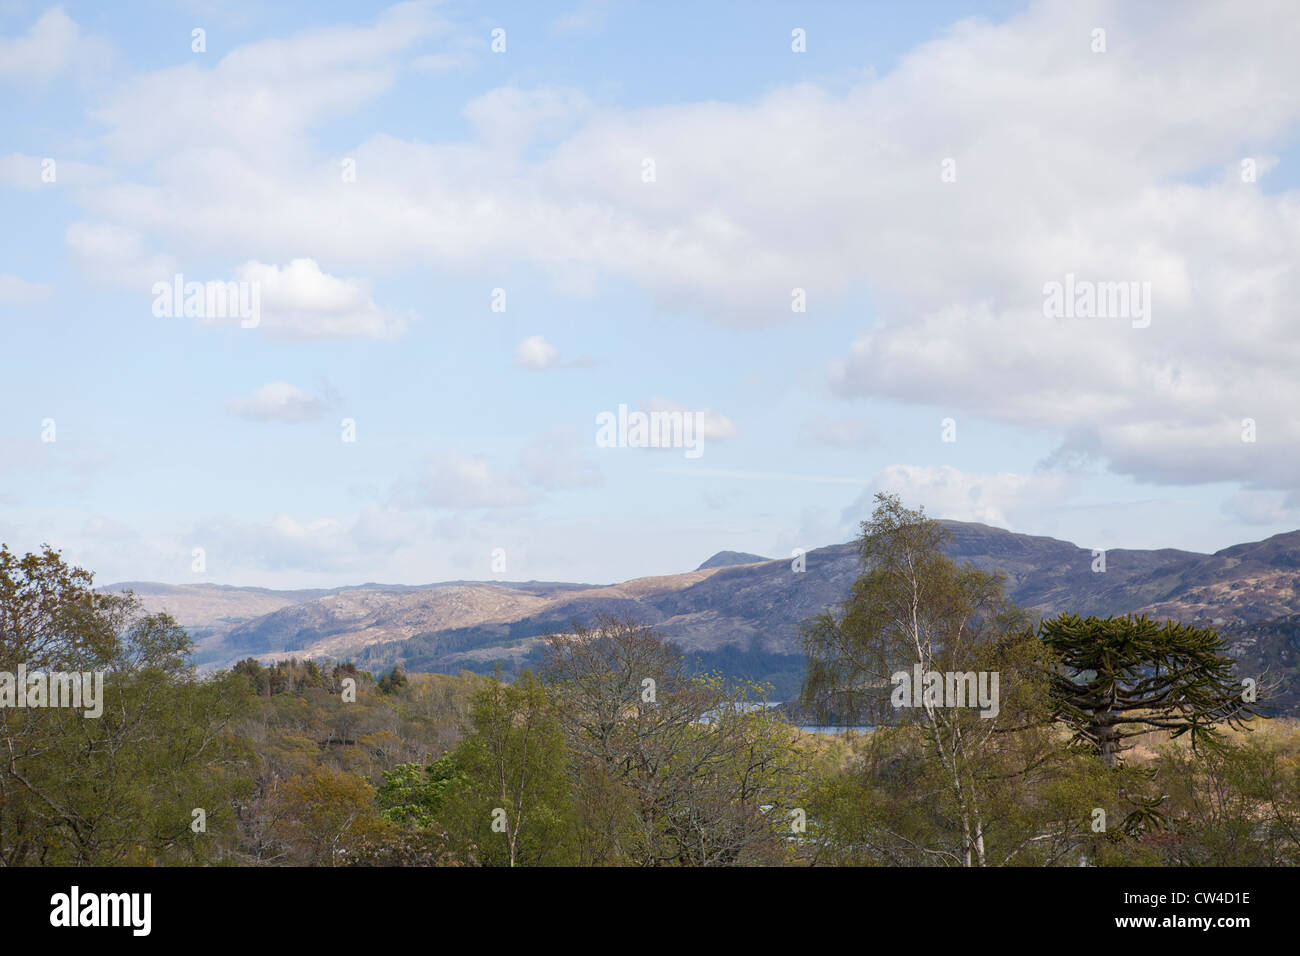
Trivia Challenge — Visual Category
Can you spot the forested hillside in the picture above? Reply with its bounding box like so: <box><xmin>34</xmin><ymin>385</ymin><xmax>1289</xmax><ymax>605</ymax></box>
<box><xmin>6</xmin><ymin>500</ymin><xmax>1300</xmax><ymax>867</ymax></box>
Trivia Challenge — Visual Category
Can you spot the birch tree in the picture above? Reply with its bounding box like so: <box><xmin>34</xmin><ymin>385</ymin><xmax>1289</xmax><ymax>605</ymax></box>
<box><xmin>800</xmin><ymin>493</ymin><xmax>1043</xmax><ymax>866</ymax></box>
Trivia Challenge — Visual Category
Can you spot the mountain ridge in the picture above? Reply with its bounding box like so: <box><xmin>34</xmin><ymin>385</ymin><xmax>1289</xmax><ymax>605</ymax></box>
<box><xmin>100</xmin><ymin>521</ymin><xmax>1300</xmax><ymax>711</ymax></box>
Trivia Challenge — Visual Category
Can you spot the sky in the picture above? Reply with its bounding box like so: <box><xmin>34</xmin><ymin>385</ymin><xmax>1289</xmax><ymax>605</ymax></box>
<box><xmin>2</xmin><ymin>0</ymin><xmax>1299</xmax><ymax>589</ymax></box>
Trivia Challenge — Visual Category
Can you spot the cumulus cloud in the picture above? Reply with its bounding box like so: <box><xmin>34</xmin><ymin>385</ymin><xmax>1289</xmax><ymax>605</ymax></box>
<box><xmin>813</xmin><ymin>1</ymin><xmax>1300</xmax><ymax>492</ymax></box>
<box><xmin>513</xmin><ymin>334</ymin><xmax>561</xmax><ymax>370</ymax></box>
<box><xmin>226</xmin><ymin>382</ymin><xmax>327</xmax><ymax>423</ymax></box>
<box><xmin>232</xmin><ymin>258</ymin><xmax>410</xmax><ymax>340</ymax></box>
<box><xmin>44</xmin><ymin>0</ymin><xmax>1300</xmax><ymax>493</ymax></box>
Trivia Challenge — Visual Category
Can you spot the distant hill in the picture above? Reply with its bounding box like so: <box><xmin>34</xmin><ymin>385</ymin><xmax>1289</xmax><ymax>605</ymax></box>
<box><xmin>696</xmin><ymin>551</ymin><xmax>772</xmax><ymax>571</ymax></box>
<box><xmin>1219</xmin><ymin>613</ymin><xmax>1300</xmax><ymax>716</ymax></box>
<box><xmin>102</xmin><ymin>522</ymin><xmax>1300</xmax><ymax>711</ymax></box>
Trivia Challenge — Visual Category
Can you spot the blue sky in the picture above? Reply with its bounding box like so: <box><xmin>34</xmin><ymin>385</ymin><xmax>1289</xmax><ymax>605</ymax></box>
<box><xmin>2</xmin><ymin>0</ymin><xmax>1299</xmax><ymax>588</ymax></box>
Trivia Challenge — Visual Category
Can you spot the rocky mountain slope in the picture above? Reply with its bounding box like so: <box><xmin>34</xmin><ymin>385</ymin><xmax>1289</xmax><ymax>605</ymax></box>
<box><xmin>103</xmin><ymin>522</ymin><xmax>1300</xmax><ymax>710</ymax></box>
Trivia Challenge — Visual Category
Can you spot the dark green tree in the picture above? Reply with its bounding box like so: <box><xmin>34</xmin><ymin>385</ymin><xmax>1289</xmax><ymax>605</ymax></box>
<box><xmin>0</xmin><ymin>544</ymin><xmax>253</xmax><ymax>865</ymax></box>
<box><xmin>1040</xmin><ymin>613</ymin><xmax>1268</xmax><ymax>767</ymax></box>
<box><xmin>439</xmin><ymin>670</ymin><xmax>576</xmax><ymax>866</ymax></box>
<box><xmin>377</xmin><ymin>665</ymin><xmax>407</xmax><ymax>695</ymax></box>
<box><xmin>376</xmin><ymin>755</ymin><xmax>462</xmax><ymax>830</ymax></box>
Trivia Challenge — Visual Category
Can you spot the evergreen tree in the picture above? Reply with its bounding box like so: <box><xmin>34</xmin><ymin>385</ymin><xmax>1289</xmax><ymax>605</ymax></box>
<box><xmin>1040</xmin><ymin>613</ymin><xmax>1268</xmax><ymax>767</ymax></box>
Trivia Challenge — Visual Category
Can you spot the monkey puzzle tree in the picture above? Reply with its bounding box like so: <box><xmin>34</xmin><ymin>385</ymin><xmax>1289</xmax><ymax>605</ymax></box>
<box><xmin>1039</xmin><ymin>613</ymin><xmax>1267</xmax><ymax>768</ymax></box>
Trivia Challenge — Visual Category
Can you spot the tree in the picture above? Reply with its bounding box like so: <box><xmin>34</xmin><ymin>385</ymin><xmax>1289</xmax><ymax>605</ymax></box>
<box><xmin>440</xmin><ymin>670</ymin><xmax>574</xmax><ymax>866</ymax></box>
<box><xmin>799</xmin><ymin>494</ymin><xmax>1045</xmax><ymax>867</ymax></box>
<box><xmin>1040</xmin><ymin>613</ymin><xmax>1268</xmax><ymax>768</ymax></box>
<box><xmin>376</xmin><ymin>755</ymin><xmax>462</xmax><ymax>831</ymax></box>
<box><xmin>0</xmin><ymin>544</ymin><xmax>253</xmax><ymax>865</ymax></box>
<box><xmin>271</xmin><ymin>766</ymin><xmax>391</xmax><ymax>866</ymax></box>
<box><xmin>542</xmin><ymin>615</ymin><xmax>804</xmax><ymax>866</ymax></box>
<box><xmin>377</xmin><ymin>665</ymin><xmax>407</xmax><ymax>695</ymax></box>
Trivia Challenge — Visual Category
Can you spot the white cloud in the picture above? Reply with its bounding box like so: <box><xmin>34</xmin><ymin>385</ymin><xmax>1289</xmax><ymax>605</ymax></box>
<box><xmin>89</xmin><ymin>1</ymin><xmax>443</xmax><ymax>162</ymax></box>
<box><xmin>0</xmin><ymin>274</ymin><xmax>50</xmax><ymax>303</ymax></box>
<box><xmin>233</xmin><ymin>259</ymin><xmax>410</xmax><ymax>340</ymax></box>
<box><xmin>512</xmin><ymin>333</ymin><xmax>594</xmax><ymax>369</ymax></box>
<box><xmin>846</xmin><ymin>464</ymin><xmax>1071</xmax><ymax>530</ymax></box>
<box><xmin>226</xmin><ymin>382</ymin><xmax>326</xmax><ymax>423</ymax></box>
<box><xmin>0</xmin><ymin>7</ymin><xmax>113</xmax><ymax>86</ymax></box>
<box><xmin>65</xmin><ymin>221</ymin><xmax>175</xmax><ymax>290</ymax></box>
<box><xmin>645</xmin><ymin>397</ymin><xmax>737</xmax><ymax>442</ymax></box>
<box><xmin>464</xmin><ymin>86</ymin><xmax>595</xmax><ymax>150</ymax></box>
<box><xmin>43</xmin><ymin>0</ymin><xmax>1300</xmax><ymax>493</ymax></box>
<box><xmin>513</xmin><ymin>334</ymin><xmax>561</xmax><ymax>370</ymax></box>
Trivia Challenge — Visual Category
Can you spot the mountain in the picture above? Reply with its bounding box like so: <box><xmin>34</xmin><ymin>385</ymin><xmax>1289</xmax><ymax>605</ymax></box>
<box><xmin>101</xmin><ymin>522</ymin><xmax>1300</xmax><ymax>708</ymax></box>
<box><xmin>104</xmin><ymin>582</ymin><xmax>341</xmax><ymax>645</ymax></box>
<box><xmin>696</xmin><ymin>551</ymin><xmax>772</xmax><ymax>571</ymax></box>
<box><xmin>1218</xmin><ymin>614</ymin><xmax>1300</xmax><ymax>716</ymax></box>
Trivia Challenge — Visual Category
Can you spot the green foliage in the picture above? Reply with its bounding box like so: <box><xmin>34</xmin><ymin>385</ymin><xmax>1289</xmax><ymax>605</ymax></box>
<box><xmin>436</xmin><ymin>670</ymin><xmax>576</xmax><ymax>866</ymax></box>
<box><xmin>799</xmin><ymin>492</ymin><xmax>1032</xmax><ymax>726</ymax></box>
<box><xmin>377</xmin><ymin>665</ymin><xmax>408</xmax><ymax>694</ymax></box>
<box><xmin>271</xmin><ymin>766</ymin><xmax>392</xmax><ymax>866</ymax></box>
<box><xmin>376</xmin><ymin>756</ymin><xmax>463</xmax><ymax>830</ymax></box>
<box><xmin>0</xmin><ymin>544</ymin><xmax>254</xmax><ymax>865</ymax></box>
<box><xmin>1145</xmin><ymin>731</ymin><xmax>1300</xmax><ymax>865</ymax></box>
<box><xmin>4</xmin><ymin>540</ymin><xmax>1299</xmax><ymax>868</ymax></box>
<box><xmin>542</xmin><ymin>616</ymin><xmax>807</xmax><ymax>866</ymax></box>
<box><xmin>1041</xmin><ymin>613</ymin><xmax>1268</xmax><ymax>766</ymax></box>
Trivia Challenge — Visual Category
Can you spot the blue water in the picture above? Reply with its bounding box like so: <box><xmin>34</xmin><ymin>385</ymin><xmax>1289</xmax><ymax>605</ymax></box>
<box><xmin>798</xmin><ymin>725</ymin><xmax>875</xmax><ymax>735</ymax></box>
